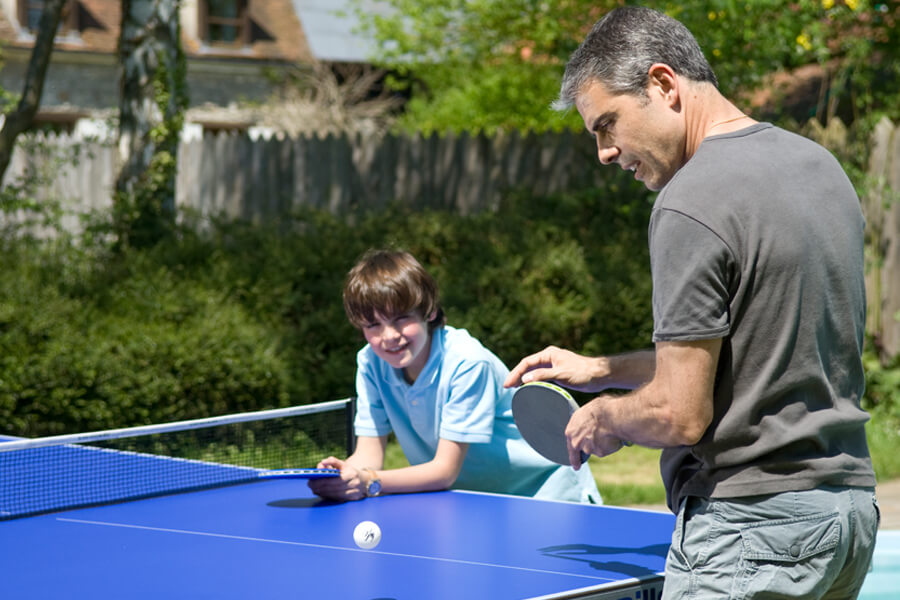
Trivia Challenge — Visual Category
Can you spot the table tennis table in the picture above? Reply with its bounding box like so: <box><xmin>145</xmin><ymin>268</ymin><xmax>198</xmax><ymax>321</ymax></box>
<box><xmin>1</xmin><ymin>401</ymin><xmax>674</xmax><ymax>600</ymax></box>
<box><xmin>1</xmin><ymin>474</ymin><xmax>674</xmax><ymax>599</ymax></box>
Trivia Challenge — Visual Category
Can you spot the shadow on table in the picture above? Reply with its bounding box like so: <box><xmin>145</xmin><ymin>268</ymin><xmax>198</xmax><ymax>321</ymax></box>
<box><xmin>539</xmin><ymin>542</ymin><xmax>670</xmax><ymax>578</ymax></box>
<box><xmin>266</xmin><ymin>497</ymin><xmax>341</xmax><ymax>508</ymax></box>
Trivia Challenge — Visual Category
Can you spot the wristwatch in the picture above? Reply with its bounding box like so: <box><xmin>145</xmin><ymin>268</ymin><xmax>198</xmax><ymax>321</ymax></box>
<box><xmin>362</xmin><ymin>468</ymin><xmax>382</xmax><ymax>497</ymax></box>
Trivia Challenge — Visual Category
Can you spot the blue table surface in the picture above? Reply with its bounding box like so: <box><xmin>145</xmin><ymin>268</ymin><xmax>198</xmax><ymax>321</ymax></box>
<box><xmin>0</xmin><ymin>478</ymin><xmax>675</xmax><ymax>599</ymax></box>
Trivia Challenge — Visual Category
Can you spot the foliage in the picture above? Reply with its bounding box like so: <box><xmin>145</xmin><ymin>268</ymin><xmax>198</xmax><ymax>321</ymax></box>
<box><xmin>675</xmin><ymin>1</ymin><xmax>900</xmax><ymax>172</ymax></box>
<box><xmin>0</xmin><ymin>134</ymin><xmax>69</xmax><ymax>238</ymax></box>
<box><xmin>261</xmin><ymin>63</ymin><xmax>405</xmax><ymax>137</ymax></box>
<box><xmin>862</xmin><ymin>349</ymin><xmax>900</xmax><ymax>419</ymax></box>
<box><xmin>4</xmin><ymin>165</ymin><xmax>898</xmax><ymax>489</ymax></box>
<box><xmin>355</xmin><ymin>1</ymin><xmax>899</xmax><ymax>137</ymax></box>
<box><xmin>197</xmin><ymin>170</ymin><xmax>654</xmax><ymax>392</ymax></box>
<box><xmin>0</xmin><ymin>79</ymin><xmax>15</xmax><ymax>114</ymax></box>
<box><xmin>0</xmin><ymin>239</ymin><xmax>291</xmax><ymax>437</ymax></box>
<box><xmin>355</xmin><ymin>0</ymin><xmax>609</xmax><ymax>133</ymax></box>
<box><xmin>0</xmin><ymin>174</ymin><xmax>654</xmax><ymax>436</ymax></box>
<box><xmin>862</xmin><ymin>349</ymin><xmax>900</xmax><ymax>480</ymax></box>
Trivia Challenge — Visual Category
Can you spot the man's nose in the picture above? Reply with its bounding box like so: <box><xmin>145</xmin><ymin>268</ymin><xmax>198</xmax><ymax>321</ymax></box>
<box><xmin>597</xmin><ymin>144</ymin><xmax>619</xmax><ymax>165</ymax></box>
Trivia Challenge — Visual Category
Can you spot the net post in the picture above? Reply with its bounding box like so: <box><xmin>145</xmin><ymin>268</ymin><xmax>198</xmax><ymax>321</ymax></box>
<box><xmin>345</xmin><ymin>397</ymin><xmax>357</xmax><ymax>456</ymax></box>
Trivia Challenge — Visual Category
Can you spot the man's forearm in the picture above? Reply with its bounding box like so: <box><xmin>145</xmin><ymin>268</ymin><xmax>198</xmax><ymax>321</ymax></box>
<box><xmin>592</xmin><ymin>349</ymin><xmax>656</xmax><ymax>391</ymax></box>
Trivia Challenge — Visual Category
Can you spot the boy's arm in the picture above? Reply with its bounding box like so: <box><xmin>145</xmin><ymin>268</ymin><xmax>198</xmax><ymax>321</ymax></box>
<box><xmin>309</xmin><ymin>437</ymin><xmax>469</xmax><ymax>500</ymax></box>
<box><xmin>361</xmin><ymin>438</ymin><xmax>469</xmax><ymax>495</ymax></box>
<box><xmin>308</xmin><ymin>435</ymin><xmax>387</xmax><ymax>501</ymax></box>
<box><xmin>344</xmin><ymin>435</ymin><xmax>388</xmax><ymax>470</ymax></box>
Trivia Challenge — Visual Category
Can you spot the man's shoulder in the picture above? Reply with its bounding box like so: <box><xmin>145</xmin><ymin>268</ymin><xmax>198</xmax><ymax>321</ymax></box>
<box><xmin>657</xmin><ymin>122</ymin><xmax>830</xmax><ymax>212</ymax></box>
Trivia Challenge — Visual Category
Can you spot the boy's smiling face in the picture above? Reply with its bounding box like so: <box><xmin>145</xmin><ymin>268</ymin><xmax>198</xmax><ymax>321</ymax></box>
<box><xmin>363</xmin><ymin>311</ymin><xmax>434</xmax><ymax>383</ymax></box>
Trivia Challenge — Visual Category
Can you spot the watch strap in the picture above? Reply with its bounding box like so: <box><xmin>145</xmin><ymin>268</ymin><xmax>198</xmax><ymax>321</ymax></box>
<box><xmin>362</xmin><ymin>468</ymin><xmax>382</xmax><ymax>497</ymax></box>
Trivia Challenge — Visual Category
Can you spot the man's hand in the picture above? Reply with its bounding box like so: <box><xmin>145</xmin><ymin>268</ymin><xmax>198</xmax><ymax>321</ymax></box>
<box><xmin>504</xmin><ymin>346</ymin><xmax>604</xmax><ymax>392</ymax></box>
<box><xmin>565</xmin><ymin>398</ymin><xmax>627</xmax><ymax>467</ymax></box>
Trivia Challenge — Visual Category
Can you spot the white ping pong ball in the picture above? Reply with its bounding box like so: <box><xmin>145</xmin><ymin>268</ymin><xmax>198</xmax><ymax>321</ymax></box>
<box><xmin>353</xmin><ymin>520</ymin><xmax>382</xmax><ymax>549</ymax></box>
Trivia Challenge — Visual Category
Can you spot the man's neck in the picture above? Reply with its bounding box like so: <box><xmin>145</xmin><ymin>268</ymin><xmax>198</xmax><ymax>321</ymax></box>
<box><xmin>682</xmin><ymin>83</ymin><xmax>757</xmax><ymax>159</ymax></box>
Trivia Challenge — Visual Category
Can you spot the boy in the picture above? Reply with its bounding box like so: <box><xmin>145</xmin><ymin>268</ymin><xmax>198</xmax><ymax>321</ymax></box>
<box><xmin>309</xmin><ymin>248</ymin><xmax>601</xmax><ymax>503</ymax></box>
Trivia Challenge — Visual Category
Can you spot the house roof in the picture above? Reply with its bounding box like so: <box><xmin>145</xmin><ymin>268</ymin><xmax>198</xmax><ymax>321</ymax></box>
<box><xmin>292</xmin><ymin>0</ymin><xmax>385</xmax><ymax>63</ymax></box>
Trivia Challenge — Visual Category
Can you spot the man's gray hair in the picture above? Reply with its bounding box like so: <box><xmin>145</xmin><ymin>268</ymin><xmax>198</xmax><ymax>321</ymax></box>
<box><xmin>553</xmin><ymin>6</ymin><xmax>718</xmax><ymax>111</ymax></box>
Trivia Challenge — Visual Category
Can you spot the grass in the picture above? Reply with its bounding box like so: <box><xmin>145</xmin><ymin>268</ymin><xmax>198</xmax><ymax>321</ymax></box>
<box><xmin>383</xmin><ymin>435</ymin><xmax>412</xmax><ymax>470</ymax></box>
<box><xmin>383</xmin><ymin>434</ymin><xmax>666</xmax><ymax>507</ymax></box>
<box><xmin>588</xmin><ymin>445</ymin><xmax>666</xmax><ymax>507</ymax></box>
<box><xmin>867</xmin><ymin>412</ymin><xmax>900</xmax><ymax>482</ymax></box>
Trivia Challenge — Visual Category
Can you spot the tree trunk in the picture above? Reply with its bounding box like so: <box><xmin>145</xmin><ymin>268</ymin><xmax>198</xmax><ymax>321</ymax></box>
<box><xmin>0</xmin><ymin>0</ymin><xmax>67</xmax><ymax>181</ymax></box>
<box><xmin>115</xmin><ymin>0</ymin><xmax>187</xmax><ymax>248</ymax></box>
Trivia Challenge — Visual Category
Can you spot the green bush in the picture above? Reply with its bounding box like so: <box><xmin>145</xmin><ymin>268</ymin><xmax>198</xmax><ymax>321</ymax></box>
<box><xmin>0</xmin><ymin>240</ymin><xmax>291</xmax><ymax>436</ymax></box>
<box><xmin>3</xmin><ymin>174</ymin><xmax>899</xmax><ymax>492</ymax></box>
<box><xmin>0</xmin><ymin>173</ymin><xmax>654</xmax><ymax>436</ymax></box>
<box><xmin>862</xmin><ymin>350</ymin><xmax>900</xmax><ymax>480</ymax></box>
<box><xmin>195</xmin><ymin>174</ymin><xmax>655</xmax><ymax>403</ymax></box>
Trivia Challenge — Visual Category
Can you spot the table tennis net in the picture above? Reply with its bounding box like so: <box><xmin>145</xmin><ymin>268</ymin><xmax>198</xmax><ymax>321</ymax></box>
<box><xmin>0</xmin><ymin>399</ymin><xmax>355</xmax><ymax>521</ymax></box>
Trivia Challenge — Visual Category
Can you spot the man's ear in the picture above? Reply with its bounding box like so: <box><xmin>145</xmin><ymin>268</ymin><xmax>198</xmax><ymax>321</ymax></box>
<box><xmin>647</xmin><ymin>63</ymin><xmax>679</xmax><ymax>108</ymax></box>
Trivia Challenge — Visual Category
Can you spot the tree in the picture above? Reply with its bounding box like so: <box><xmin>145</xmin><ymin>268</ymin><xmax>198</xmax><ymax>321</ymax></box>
<box><xmin>355</xmin><ymin>0</ymin><xmax>899</xmax><ymax>137</ymax></box>
<box><xmin>354</xmin><ymin>0</ymin><xmax>613</xmax><ymax>133</ymax></box>
<box><xmin>114</xmin><ymin>0</ymin><xmax>188</xmax><ymax>248</ymax></box>
<box><xmin>0</xmin><ymin>0</ymin><xmax>67</xmax><ymax>181</ymax></box>
<box><xmin>672</xmin><ymin>1</ymin><xmax>899</xmax><ymax>136</ymax></box>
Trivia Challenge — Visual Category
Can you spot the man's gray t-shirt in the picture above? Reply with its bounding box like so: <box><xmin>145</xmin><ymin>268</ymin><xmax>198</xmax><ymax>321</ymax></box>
<box><xmin>649</xmin><ymin>123</ymin><xmax>876</xmax><ymax>510</ymax></box>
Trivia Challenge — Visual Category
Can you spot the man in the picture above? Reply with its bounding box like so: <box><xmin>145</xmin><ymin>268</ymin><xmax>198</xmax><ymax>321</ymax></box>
<box><xmin>505</xmin><ymin>6</ymin><xmax>878</xmax><ymax>598</ymax></box>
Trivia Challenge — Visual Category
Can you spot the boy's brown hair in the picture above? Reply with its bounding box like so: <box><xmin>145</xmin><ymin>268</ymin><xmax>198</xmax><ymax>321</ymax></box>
<box><xmin>343</xmin><ymin>249</ymin><xmax>446</xmax><ymax>332</ymax></box>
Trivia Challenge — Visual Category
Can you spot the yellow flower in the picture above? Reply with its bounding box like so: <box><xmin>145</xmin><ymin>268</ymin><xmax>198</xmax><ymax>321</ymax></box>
<box><xmin>822</xmin><ymin>0</ymin><xmax>835</xmax><ymax>9</ymax></box>
<box><xmin>713</xmin><ymin>48</ymin><xmax>722</xmax><ymax>57</ymax></box>
<box><xmin>846</xmin><ymin>0</ymin><xmax>858</xmax><ymax>10</ymax></box>
<box><xmin>796</xmin><ymin>33</ymin><xmax>813</xmax><ymax>50</ymax></box>
<box><xmin>708</xmin><ymin>11</ymin><xmax>717</xmax><ymax>20</ymax></box>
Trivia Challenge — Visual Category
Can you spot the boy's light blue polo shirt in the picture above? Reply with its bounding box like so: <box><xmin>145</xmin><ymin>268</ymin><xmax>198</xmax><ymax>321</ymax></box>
<box><xmin>353</xmin><ymin>326</ymin><xmax>600</xmax><ymax>503</ymax></box>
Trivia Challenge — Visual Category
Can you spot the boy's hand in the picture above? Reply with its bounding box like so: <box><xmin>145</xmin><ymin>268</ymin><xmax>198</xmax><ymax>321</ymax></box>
<box><xmin>307</xmin><ymin>457</ymin><xmax>368</xmax><ymax>501</ymax></box>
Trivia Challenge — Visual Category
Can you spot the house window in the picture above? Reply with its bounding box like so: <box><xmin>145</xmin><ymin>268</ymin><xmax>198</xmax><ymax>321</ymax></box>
<box><xmin>201</xmin><ymin>0</ymin><xmax>249</xmax><ymax>46</ymax></box>
<box><xmin>32</xmin><ymin>110</ymin><xmax>85</xmax><ymax>134</ymax></box>
<box><xmin>17</xmin><ymin>0</ymin><xmax>79</xmax><ymax>34</ymax></box>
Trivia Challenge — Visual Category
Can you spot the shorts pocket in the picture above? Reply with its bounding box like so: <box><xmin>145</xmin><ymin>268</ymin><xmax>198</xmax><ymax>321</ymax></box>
<box><xmin>740</xmin><ymin>512</ymin><xmax>840</xmax><ymax>562</ymax></box>
<box><xmin>873</xmin><ymin>495</ymin><xmax>881</xmax><ymax>530</ymax></box>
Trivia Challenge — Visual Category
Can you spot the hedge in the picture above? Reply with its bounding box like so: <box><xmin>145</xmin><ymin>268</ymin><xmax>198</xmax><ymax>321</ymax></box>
<box><xmin>1</xmin><ymin>173</ymin><xmax>655</xmax><ymax>435</ymax></box>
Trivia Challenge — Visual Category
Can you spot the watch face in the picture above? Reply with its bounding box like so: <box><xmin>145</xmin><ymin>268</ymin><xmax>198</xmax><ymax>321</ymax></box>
<box><xmin>368</xmin><ymin>479</ymin><xmax>382</xmax><ymax>497</ymax></box>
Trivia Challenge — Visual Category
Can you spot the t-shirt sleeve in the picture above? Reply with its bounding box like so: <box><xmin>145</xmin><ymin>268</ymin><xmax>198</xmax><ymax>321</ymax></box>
<box><xmin>649</xmin><ymin>208</ymin><xmax>734</xmax><ymax>342</ymax></box>
<box><xmin>438</xmin><ymin>360</ymin><xmax>498</xmax><ymax>444</ymax></box>
<box><xmin>353</xmin><ymin>352</ymin><xmax>393</xmax><ymax>437</ymax></box>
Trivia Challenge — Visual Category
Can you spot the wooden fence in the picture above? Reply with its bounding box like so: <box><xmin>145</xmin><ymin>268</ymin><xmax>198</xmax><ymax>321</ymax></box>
<box><xmin>4</xmin><ymin>120</ymin><xmax>900</xmax><ymax>359</ymax></box>
<box><xmin>2</xmin><ymin>129</ymin><xmax>608</xmax><ymax>225</ymax></box>
<box><xmin>863</xmin><ymin>117</ymin><xmax>900</xmax><ymax>361</ymax></box>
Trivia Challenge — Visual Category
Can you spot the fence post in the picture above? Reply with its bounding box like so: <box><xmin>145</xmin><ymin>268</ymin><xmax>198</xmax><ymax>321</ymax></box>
<box><xmin>864</xmin><ymin>117</ymin><xmax>900</xmax><ymax>361</ymax></box>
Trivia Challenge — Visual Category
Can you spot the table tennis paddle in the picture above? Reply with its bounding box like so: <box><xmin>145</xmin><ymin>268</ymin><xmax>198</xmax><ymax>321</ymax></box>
<box><xmin>257</xmin><ymin>468</ymin><xmax>340</xmax><ymax>480</ymax></box>
<box><xmin>512</xmin><ymin>381</ymin><xmax>589</xmax><ymax>466</ymax></box>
